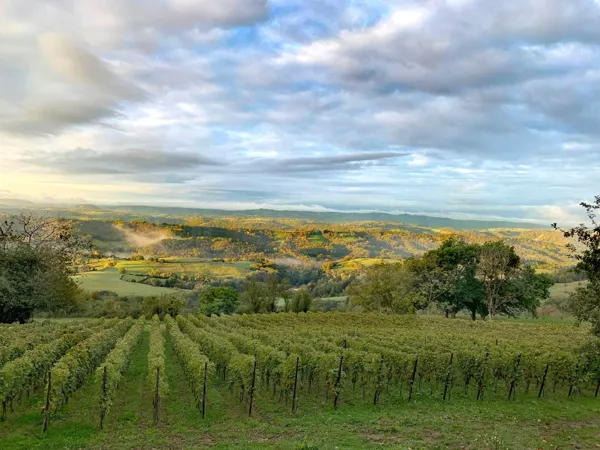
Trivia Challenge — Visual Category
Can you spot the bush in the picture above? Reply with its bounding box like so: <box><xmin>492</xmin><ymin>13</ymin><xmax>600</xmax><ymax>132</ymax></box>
<box><xmin>143</xmin><ymin>295</ymin><xmax>185</xmax><ymax>319</ymax></box>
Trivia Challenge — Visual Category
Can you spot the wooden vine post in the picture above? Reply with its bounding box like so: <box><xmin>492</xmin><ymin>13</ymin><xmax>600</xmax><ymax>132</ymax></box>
<box><xmin>538</xmin><ymin>362</ymin><xmax>550</xmax><ymax>398</ymax></box>
<box><xmin>333</xmin><ymin>355</ymin><xmax>344</xmax><ymax>409</ymax></box>
<box><xmin>443</xmin><ymin>353</ymin><xmax>454</xmax><ymax>401</ymax></box>
<box><xmin>408</xmin><ymin>357</ymin><xmax>419</xmax><ymax>402</ymax></box>
<box><xmin>291</xmin><ymin>356</ymin><xmax>300</xmax><ymax>414</ymax></box>
<box><xmin>595</xmin><ymin>376</ymin><xmax>600</xmax><ymax>398</ymax></box>
<box><xmin>202</xmin><ymin>361</ymin><xmax>208</xmax><ymax>419</ymax></box>
<box><xmin>476</xmin><ymin>352</ymin><xmax>489</xmax><ymax>401</ymax></box>
<box><xmin>100</xmin><ymin>366</ymin><xmax>108</xmax><ymax>430</ymax></box>
<box><xmin>508</xmin><ymin>354</ymin><xmax>521</xmax><ymax>400</ymax></box>
<box><xmin>153</xmin><ymin>367</ymin><xmax>160</xmax><ymax>425</ymax></box>
<box><xmin>373</xmin><ymin>357</ymin><xmax>383</xmax><ymax>405</ymax></box>
<box><xmin>42</xmin><ymin>371</ymin><xmax>52</xmax><ymax>432</ymax></box>
<box><xmin>248</xmin><ymin>359</ymin><xmax>257</xmax><ymax>417</ymax></box>
<box><xmin>568</xmin><ymin>362</ymin><xmax>580</xmax><ymax>398</ymax></box>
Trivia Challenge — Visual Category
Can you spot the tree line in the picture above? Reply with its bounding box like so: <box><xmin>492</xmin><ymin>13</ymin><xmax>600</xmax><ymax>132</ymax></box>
<box><xmin>348</xmin><ymin>239</ymin><xmax>554</xmax><ymax>319</ymax></box>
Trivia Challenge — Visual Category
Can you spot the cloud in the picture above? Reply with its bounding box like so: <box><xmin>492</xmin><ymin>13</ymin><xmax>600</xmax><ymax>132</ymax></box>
<box><xmin>1</xmin><ymin>0</ymin><xmax>600</xmax><ymax>221</ymax></box>
<box><xmin>38</xmin><ymin>34</ymin><xmax>142</xmax><ymax>100</ymax></box>
<box><xmin>21</xmin><ymin>148</ymin><xmax>222</xmax><ymax>177</ymax></box>
<box><xmin>0</xmin><ymin>33</ymin><xmax>145</xmax><ymax>135</ymax></box>
<box><xmin>246</xmin><ymin>151</ymin><xmax>410</xmax><ymax>173</ymax></box>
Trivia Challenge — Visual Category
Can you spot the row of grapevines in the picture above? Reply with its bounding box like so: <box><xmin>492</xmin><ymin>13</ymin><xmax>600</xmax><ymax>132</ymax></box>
<box><xmin>211</xmin><ymin>313</ymin><xmax>599</xmax><ymax>400</ymax></box>
<box><xmin>187</xmin><ymin>315</ymin><xmax>298</xmax><ymax>395</ymax></box>
<box><xmin>47</xmin><ymin>318</ymin><xmax>133</xmax><ymax>413</ymax></box>
<box><xmin>165</xmin><ymin>315</ymin><xmax>209</xmax><ymax>411</ymax></box>
<box><xmin>0</xmin><ymin>319</ymin><xmax>119</xmax><ymax>411</ymax></box>
<box><xmin>148</xmin><ymin>315</ymin><xmax>168</xmax><ymax>405</ymax></box>
<box><xmin>175</xmin><ymin>316</ymin><xmax>254</xmax><ymax>395</ymax></box>
<box><xmin>97</xmin><ymin>317</ymin><xmax>145</xmax><ymax>424</ymax></box>
<box><xmin>196</xmin><ymin>319</ymin><xmax>346</xmax><ymax>389</ymax></box>
<box><xmin>0</xmin><ymin>320</ymin><xmax>106</xmax><ymax>368</ymax></box>
<box><xmin>0</xmin><ymin>322</ymin><xmax>66</xmax><ymax>367</ymax></box>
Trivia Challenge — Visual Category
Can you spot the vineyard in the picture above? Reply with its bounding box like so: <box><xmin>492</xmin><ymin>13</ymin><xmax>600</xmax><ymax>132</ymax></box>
<box><xmin>1</xmin><ymin>314</ymin><xmax>600</xmax><ymax>449</ymax></box>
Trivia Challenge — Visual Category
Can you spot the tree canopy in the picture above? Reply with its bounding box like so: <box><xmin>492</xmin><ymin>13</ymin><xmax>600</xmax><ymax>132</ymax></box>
<box><xmin>0</xmin><ymin>213</ymin><xmax>90</xmax><ymax>323</ymax></box>
<box><xmin>349</xmin><ymin>239</ymin><xmax>552</xmax><ymax>319</ymax></box>
<box><xmin>198</xmin><ymin>286</ymin><xmax>239</xmax><ymax>316</ymax></box>
<box><xmin>553</xmin><ymin>196</ymin><xmax>600</xmax><ymax>335</ymax></box>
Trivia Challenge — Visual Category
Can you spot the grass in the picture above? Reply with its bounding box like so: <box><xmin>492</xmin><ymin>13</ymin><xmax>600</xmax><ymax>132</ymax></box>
<box><xmin>73</xmin><ymin>268</ymin><xmax>179</xmax><ymax>297</ymax></box>
<box><xmin>307</xmin><ymin>233</ymin><xmax>328</xmax><ymax>243</ymax></box>
<box><xmin>549</xmin><ymin>281</ymin><xmax>588</xmax><ymax>300</ymax></box>
<box><xmin>2</xmin><ymin>320</ymin><xmax>600</xmax><ymax>449</ymax></box>
<box><xmin>74</xmin><ymin>258</ymin><xmax>253</xmax><ymax>296</ymax></box>
<box><xmin>335</xmin><ymin>258</ymin><xmax>400</xmax><ymax>272</ymax></box>
<box><xmin>90</xmin><ymin>258</ymin><xmax>252</xmax><ymax>278</ymax></box>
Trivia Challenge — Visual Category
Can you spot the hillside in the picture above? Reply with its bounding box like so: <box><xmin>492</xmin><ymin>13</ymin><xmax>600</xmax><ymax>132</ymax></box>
<box><xmin>76</xmin><ymin>219</ymin><xmax>571</xmax><ymax>269</ymax></box>
<box><xmin>1</xmin><ymin>201</ymin><xmax>570</xmax><ymax>267</ymax></box>
<box><xmin>0</xmin><ymin>200</ymin><xmax>541</xmax><ymax>230</ymax></box>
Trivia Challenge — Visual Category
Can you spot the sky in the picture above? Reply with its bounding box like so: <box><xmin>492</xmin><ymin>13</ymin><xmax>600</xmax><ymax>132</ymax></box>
<box><xmin>1</xmin><ymin>0</ymin><xmax>599</xmax><ymax>224</ymax></box>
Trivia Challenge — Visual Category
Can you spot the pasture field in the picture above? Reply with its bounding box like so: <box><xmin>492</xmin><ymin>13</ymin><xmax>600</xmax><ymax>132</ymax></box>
<box><xmin>75</xmin><ymin>258</ymin><xmax>253</xmax><ymax>296</ymax></box>
<box><xmin>1</xmin><ymin>314</ymin><xmax>599</xmax><ymax>449</ymax></box>
<box><xmin>549</xmin><ymin>280</ymin><xmax>589</xmax><ymax>301</ymax></box>
<box><xmin>334</xmin><ymin>258</ymin><xmax>400</xmax><ymax>272</ymax></box>
<box><xmin>73</xmin><ymin>269</ymin><xmax>179</xmax><ymax>297</ymax></box>
<box><xmin>88</xmin><ymin>258</ymin><xmax>252</xmax><ymax>278</ymax></box>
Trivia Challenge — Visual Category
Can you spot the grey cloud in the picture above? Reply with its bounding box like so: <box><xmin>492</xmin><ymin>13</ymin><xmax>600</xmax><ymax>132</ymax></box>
<box><xmin>0</xmin><ymin>34</ymin><xmax>145</xmax><ymax>136</ymax></box>
<box><xmin>1</xmin><ymin>0</ymin><xmax>268</xmax><ymax>49</ymax></box>
<box><xmin>276</xmin><ymin>152</ymin><xmax>409</xmax><ymax>166</ymax></box>
<box><xmin>240</xmin><ymin>152</ymin><xmax>410</xmax><ymax>175</ymax></box>
<box><xmin>39</xmin><ymin>34</ymin><xmax>144</xmax><ymax>101</ymax></box>
<box><xmin>268</xmin><ymin>0</ymin><xmax>600</xmax><ymax>155</ymax></box>
<box><xmin>22</xmin><ymin>148</ymin><xmax>222</xmax><ymax>177</ymax></box>
<box><xmin>3</xmin><ymin>101</ymin><xmax>122</xmax><ymax>136</ymax></box>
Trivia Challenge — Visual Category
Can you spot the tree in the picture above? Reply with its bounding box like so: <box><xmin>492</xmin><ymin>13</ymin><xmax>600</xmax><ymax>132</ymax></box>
<box><xmin>240</xmin><ymin>278</ymin><xmax>265</xmax><ymax>313</ymax></box>
<box><xmin>290</xmin><ymin>288</ymin><xmax>312</xmax><ymax>313</ymax></box>
<box><xmin>501</xmin><ymin>266</ymin><xmax>553</xmax><ymax>317</ymax></box>
<box><xmin>142</xmin><ymin>294</ymin><xmax>185</xmax><ymax>319</ymax></box>
<box><xmin>478</xmin><ymin>241</ymin><xmax>520</xmax><ymax>319</ymax></box>
<box><xmin>0</xmin><ymin>213</ymin><xmax>90</xmax><ymax>323</ymax></box>
<box><xmin>198</xmin><ymin>286</ymin><xmax>239</xmax><ymax>316</ymax></box>
<box><xmin>263</xmin><ymin>274</ymin><xmax>280</xmax><ymax>313</ymax></box>
<box><xmin>404</xmin><ymin>256</ymin><xmax>449</xmax><ymax>306</ymax></box>
<box><xmin>419</xmin><ymin>239</ymin><xmax>485</xmax><ymax>320</ymax></box>
<box><xmin>553</xmin><ymin>196</ymin><xmax>600</xmax><ymax>335</ymax></box>
<box><xmin>348</xmin><ymin>262</ymin><xmax>424</xmax><ymax>314</ymax></box>
<box><xmin>478</xmin><ymin>241</ymin><xmax>552</xmax><ymax>319</ymax></box>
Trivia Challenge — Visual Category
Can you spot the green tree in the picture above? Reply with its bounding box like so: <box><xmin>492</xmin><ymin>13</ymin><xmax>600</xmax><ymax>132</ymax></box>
<box><xmin>198</xmin><ymin>286</ymin><xmax>239</xmax><ymax>316</ymax></box>
<box><xmin>478</xmin><ymin>241</ymin><xmax>521</xmax><ymax>319</ymax></box>
<box><xmin>290</xmin><ymin>288</ymin><xmax>312</xmax><ymax>313</ymax></box>
<box><xmin>142</xmin><ymin>294</ymin><xmax>185</xmax><ymax>319</ymax></box>
<box><xmin>553</xmin><ymin>196</ymin><xmax>600</xmax><ymax>335</ymax></box>
<box><xmin>502</xmin><ymin>266</ymin><xmax>553</xmax><ymax>317</ymax></box>
<box><xmin>0</xmin><ymin>213</ymin><xmax>90</xmax><ymax>323</ymax></box>
<box><xmin>263</xmin><ymin>274</ymin><xmax>280</xmax><ymax>313</ymax></box>
<box><xmin>240</xmin><ymin>278</ymin><xmax>265</xmax><ymax>313</ymax></box>
<box><xmin>418</xmin><ymin>239</ymin><xmax>485</xmax><ymax>320</ymax></box>
<box><xmin>478</xmin><ymin>241</ymin><xmax>552</xmax><ymax>319</ymax></box>
<box><xmin>349</xmin><ymin>262</ymin><xmax>423</xmax><ymax>314</ymax></box>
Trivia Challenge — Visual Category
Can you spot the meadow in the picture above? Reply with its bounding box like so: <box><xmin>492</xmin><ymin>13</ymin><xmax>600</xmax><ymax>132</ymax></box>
<box><xmin>73</xmin><ymin>268</ymin><xmax>179</xmax><ymax>297</ymax></box>
<box><xmin>548</xmin><ymin>280</ymin><xmax>589</xmax><ymax>301</ymax></box>
<box><xmin>74</xmin><ymin>258</ymin><xmax>253</xmax><ymax>297</ymax></box>
<box><xmin>1</xmin><ymin>314</ymin><xmax>599</xmax><ymax>449</ymax></box>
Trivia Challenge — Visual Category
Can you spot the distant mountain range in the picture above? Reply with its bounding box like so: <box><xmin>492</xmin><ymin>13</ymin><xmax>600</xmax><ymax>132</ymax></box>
<box><xmin>0</xmin><ymin>198</ymin><xmax>543</xmax><ymax>231</ymax></box>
